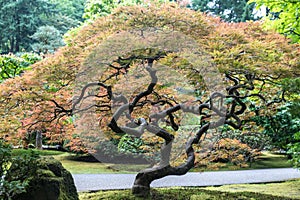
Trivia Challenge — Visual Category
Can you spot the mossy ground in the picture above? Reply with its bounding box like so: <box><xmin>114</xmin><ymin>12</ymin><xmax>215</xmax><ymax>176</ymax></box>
<box><xmin>204</xmin><ymin>178</ymin><xmax>300</xmax><ymax>199</ymax></box>
<box><xmin>79</xmin><ymin>180</ymin><xmax>300</xmax><ymax>200</ymax></box>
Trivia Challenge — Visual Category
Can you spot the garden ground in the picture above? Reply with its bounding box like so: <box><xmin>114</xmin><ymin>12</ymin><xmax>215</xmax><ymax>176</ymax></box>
<box><xmin>50</xmin><ymin>151</ymin><xmax>292</xmax><ymax>174</ymax></box>
<box><xmin>12</xmin><ymin>149</ymin><xmax>299</xmax><ymax>199</ymax></box>
<box><xmin>78</xmin><ymin>178</ymin><xmax>300</xmax><ymax>200</ymax></box>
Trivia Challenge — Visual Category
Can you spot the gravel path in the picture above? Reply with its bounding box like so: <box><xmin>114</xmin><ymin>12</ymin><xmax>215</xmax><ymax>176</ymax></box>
<box><xmin>73</xmin><ymin>168</ymin><xmax>300</xmax><ymax>192</ymax></box>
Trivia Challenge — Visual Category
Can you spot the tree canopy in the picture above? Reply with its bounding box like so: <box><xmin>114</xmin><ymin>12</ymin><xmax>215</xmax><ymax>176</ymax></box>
<box><xmin>31</xmin><ymin>26</ymin><xmax>65</xmax><ymax>54</ymax></box>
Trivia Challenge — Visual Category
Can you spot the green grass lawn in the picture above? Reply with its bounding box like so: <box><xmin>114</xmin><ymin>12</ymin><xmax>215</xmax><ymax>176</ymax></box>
<box><xmin>247</xmin><ymin>151</ymin><xmax>292</xmax><ymax>169</ymax></box>
<box><xmin>52</xmin><ymin>153</ymin><xmax>149</xmax><ymax>174</ymax></box>
<box><xmin>191</xmin><ymin>151</ymin><xmax>292</xmax><ymax>172</ymax></box>
<box><xmin>12</xmin><ymin>148</ymin><xmax>65</xmax><ymax>156</ymax></box>
<box><xmin>56</xmin><ymin>151</ymin><xmax>292</xmax><ymax>174</ymax></box>
<box><xmin>203</xmin><ymin>178</ymin><xmax>300</xmax><ymax>199</ymax></box>
<box><xmin>79</xmin><ymin>179</ymin><xmax>300</xmax><ymax>199</ymax></box>
<box><xmin>12</xmin><ymin>149</ymin><xmax>148</xmax><ymax>174</ymax></box>
<box><xmin>12</xmin><ymin>149</ymin><xmax>293</xmax><ymax>174</ymax></box>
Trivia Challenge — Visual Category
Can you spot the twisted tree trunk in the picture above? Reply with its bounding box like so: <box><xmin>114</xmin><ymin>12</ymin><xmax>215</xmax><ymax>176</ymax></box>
<box><xmin>132</xmin><ymin>123</ymin><xmax>210</xmax><ymax>197</ymax></box>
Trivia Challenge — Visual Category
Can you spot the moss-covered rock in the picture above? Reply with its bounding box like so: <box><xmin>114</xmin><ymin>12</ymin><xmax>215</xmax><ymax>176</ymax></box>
<box><xmin>14</xmin><ymin>157</ymin><xmax>78</xmax><ymax>200</ymax></box>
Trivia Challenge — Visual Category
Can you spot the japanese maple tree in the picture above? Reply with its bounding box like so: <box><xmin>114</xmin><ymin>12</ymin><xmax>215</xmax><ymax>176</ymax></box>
<box><xmin>0</xmin><ymin>3</ymin><xmax>299</xmax><ymax>197</ymax></box>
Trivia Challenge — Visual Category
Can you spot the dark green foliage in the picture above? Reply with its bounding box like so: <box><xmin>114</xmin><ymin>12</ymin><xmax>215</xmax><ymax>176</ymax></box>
<box><xmin>0</xmin><ymin>53</ymin><xmax>41</xmax><ymax>82</ymax></box>
<box><xmin>191</xmin><ymin>0</ymin><xmax>258</xmax><ymax>22</ymax></box>
<box><xmin>50</xmin><ymin>0</ymin><xmax>85</xmax><ymax>22</ymax></box>
<box><xmin>288</xmin><ymin>132</ymin><xmax>300</xmax><ymax>168</ymax></box>
<box><xmin>0</xmin><ymin>0</ymin><xmax>85</xmax><ymax>53</ymax></box>
<box><xmin>253</xmin><ymin>102</ymin><xmax>300</xmax><ymax>150</ymax></box>
<box><xmin>31</xmin><ymin>26</ymin><xmax>65</xmax><ymax>54</ymax></box>
<box><xmin>0</xmin><ymin>0</ymin><xmax>57</xmax><ymax>53</ymax></box>
<box><xmin>46</xmin><ymin>14</ymin><xmax>82</xmax><ymax>35</ymax></box>
<box><xmin>220</xmin><ymin>125</ymin><xmax>271</xmax><ymax>150</ymax></box>
<box><xmin>93</xmin><ymin>139</ymin><xmax>152</xmax><ymax>164</ymax></box>
<box><xmin>280</xmin><ymin>78</ymin><xmax>300</xmax><ymax>168</ymax></box>
<box><xmin>282</xmin><ymin>79</ymin><xmax>300</xmax><ymax>113</ymax></box>
<box><xmin>47</xmin><ymin>0</ymin><xmax>85</xmax><ymax>35</ymax></box>
<box><xmin>282</xmin><ymin>78</ymin><xmax>300</xmax><ymax>94</ymax></box>
<box><xmin>118</xmin><ymin>134</ymin><xmax>145</xmax><ymax>154</ymax></box>
<box><xmin>0</xmin><ymin>140</ymin><xmax>39</xmax><ymax>200</ymax></box>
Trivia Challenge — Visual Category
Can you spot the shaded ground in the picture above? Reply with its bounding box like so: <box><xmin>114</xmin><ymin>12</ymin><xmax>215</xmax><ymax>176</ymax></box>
<box><xmin>55</xmin><ymin>151</ymin><xmax>292</xmax><ymax>174</ymax></box>
<box><xmin>79</xmin><ymin>186</ymin><xmax>299</xmax><ymax>200</ymax></box>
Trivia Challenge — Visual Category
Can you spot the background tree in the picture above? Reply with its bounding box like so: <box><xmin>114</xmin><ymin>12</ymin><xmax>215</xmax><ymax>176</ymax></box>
<box><xmin>0</xmin><ymin>0</ymin><xmax>85</xmax><ymax>54</ymax></box>
<box><xmin>49</xmin><ymin>0</ymin><xmax>85</xmax><ymax>22</ymax></box>
<box><xmin>46</xmin><ymin>0</ymin><xmax>85</xmax><ymax>34</ymax></box>
<box><xmin>0</xmin><ymin>0</ymin><xmax>57</xmax><ymax>53</ymax></box>
<box><xmin>31</xmin><ymin>26</ymin><xmax>65</xmax><ymax>54</ymax></box>
<box><xmin>191</xmin><ymin>0</ymin><xmax>259</xmax><ymax>22</ymax></box>
<box><xmin>249</xmin><ymin>0</ymin><xmax>300</xmax><ymax>168</ymax></box>
<box><xmin>250</xmin><ymin>0</ymin><xmax>300</xmax><ymax>43</ymax></box>
<box><xmin>83</xmin><ymin>0</ymin><xmax>144</xmax><ymax>20</ymax></box>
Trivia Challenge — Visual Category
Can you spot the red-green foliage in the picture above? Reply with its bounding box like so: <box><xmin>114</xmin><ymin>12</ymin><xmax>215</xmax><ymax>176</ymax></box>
<box><xmin>195</xmin><ymin>138</ymin><xmax>261</xmax><ymax>170</ymax></box>
<box><xmin>0</xmin><ymin>3</ymin><xmax>299</xmax><ymax>155</ymax></box>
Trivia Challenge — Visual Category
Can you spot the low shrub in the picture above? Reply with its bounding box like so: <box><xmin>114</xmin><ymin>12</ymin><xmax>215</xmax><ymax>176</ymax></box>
<box><xmin>287</xmin><ymin>132</ymin><xmax>300</xmax><ymax>169</ymax></box>
<box><xmin>0</xmin><ymin>140</ymin><xmax>39</xmax><ymax>200</ymax></box>
<box><xmin>195</xmin><ymin>138</ymin><xmax>261</xmax><ymax>170</ymax></box>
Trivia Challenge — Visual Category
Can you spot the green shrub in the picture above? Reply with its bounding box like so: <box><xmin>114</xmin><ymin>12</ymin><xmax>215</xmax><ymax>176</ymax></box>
<box><xmin>220</xmin><ymin>125</ymin><xmax>272</xmax><ymax>150</ymax></box>
<box><xmin>11</xmin><ymin>149</ymin><xmax>64</xmax><ymax>157</ymax></box>
<box><xmin>0</xmin><ymin>140</ymin><xmax>39</xmax><ymax>200</ymax></box>
<box><xmin>288</xmin><ymin>132</ymin><xmax>300</xmax><ymax>169</ymax></box>
<box><xmin>195</xmin><ymin>138</ymin><xmax>261</xmax><ymax>170</ymax></box>
<box><xmin>31</xmin><ymin>26</ymin><xmax>65</xmax><ymax>54</ymax></box>
<box><xmin>92</xmin><ymin>139</ymin><xmax>153</xmax><ymax>164</ymax></box>
<box><xmin>253</xmin><ymin>102</ymin><xmax>300</xmax><ymax>150</ymax></box>
<box><xmin>0</xmin><ymin>53</ymin><xmax>41</xmax><ymax>82</ymax></box>
<box><xmin>118</xmin><ymin>134</ymin><xmax>145</xmax><ymax>154</ymax></box>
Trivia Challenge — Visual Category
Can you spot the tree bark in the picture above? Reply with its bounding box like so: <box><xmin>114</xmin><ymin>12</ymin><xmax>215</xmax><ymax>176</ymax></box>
<box><xmin>36</xmin><ymin>130</ymin><xmax>43</xmax><ymax>150</ymax></box>
<box><xmin>132</xmin><ymin>123</ymin><xmax>210</xmax><ymax>197</ymax></box>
